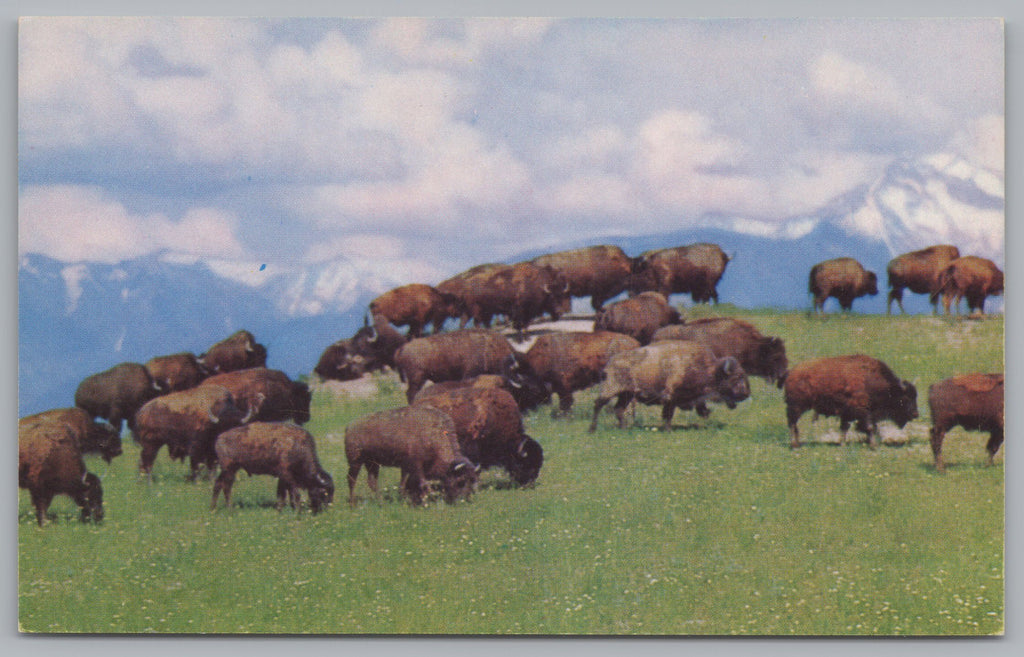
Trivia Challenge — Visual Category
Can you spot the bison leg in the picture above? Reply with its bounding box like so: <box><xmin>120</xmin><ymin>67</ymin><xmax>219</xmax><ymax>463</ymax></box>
<box><xmin>407</xmin><ymin>321</ymin><xmax>423</xmax><ymax>339</ymax></box>
<box><xmin>552</xmin><ymin>386</ymin><xmax>574</xmax><ymax>418</ymax></box>
<box><xmin>786</xmin><ymin>404</ymin><xmax>805</xmax><ymax>448</ymax></box>
<box><xmin>660</xmin><ymin>403</ymin><xmax>676</xmax><ymax>431</ymax></box>
<box><xmin>613</xmin><ymin>394</ymin><xmax>633</xmax><ymax>429</ymax></box>
<box><xmin>211</xmin><ymin>468</ymin><xmax>237</xmax><ymax>510</ymax></box>
<box><xmin>138</xmin><ymin>442</ymin><xmax>161</xmax><ymax>478</ymax></box>
<box><xmin>838</xmin><ymin>418</ymin><xmax>851</xmax><ymax>446</ymax></box>
<box><xmin>985</xmin><ymin>427</ymin><xmax>1004</xmax><ymax>466</ymax></box>
<box><xmin>930</xmin><ymin>425</ymin><xmax>947</xmax><ymax>472</ymax></box>
<box><xmin>346</xmin><ymin>463</ymin><xmax>362</xmax><ymax>506</ymax></box>
<box><xmin>404</xmin><ymin>375</ymin><xmax>426</xmax><ymax>404</ymax></box>
<box><xmin>589</xmin><ymin>396</ymin><xmax>612</xmax><ymax>432</ymax></box>
<box><xmin>402</xmin><ymin>467</ymin><xmax>427</xmax><ymax>506</ymax></box>
<box><xmin>887</xmin><ymin>288</ymin><xmax>904</xmax><ymax>315</ymax></box>
<box><xmin>30</xmin><ymin>491</ymin><xmax>52</xmax><ymax>527</ymax></box>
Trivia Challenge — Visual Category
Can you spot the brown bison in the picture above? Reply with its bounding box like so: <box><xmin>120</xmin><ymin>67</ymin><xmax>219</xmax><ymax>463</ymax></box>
<box><xmin>523</xmin><ymin>331</ymin><xmax>642</xmax><ymax>416</ymax></box>
<box><xmin>145</xmin><ymin>352</ymin><xmax>209</xmax><ymax>392</ymax></box>
<box><xmin>414</xmin><ymin>387</ymin><xmax>544</xmax><ymax>485</ymax></box>
<box><xmin>931</xmin><ymin>256</ymin><xmax>1004</xmax><ymax>317</ymax></box>
<box><xmin>369</xmin><ymin>283</ymin><xmax>458</xmax><ymax>338</ymax></box>
<box><xmin>628</xmin><ymin>243</ymin><xmax>730</xmax><ymax>304</ymax></box>
<box><xmin>20</xmin><ymin>422</ymin><xmax>103</xmax><ymax>526</ymax></box>
<box><xmin>809</xmin><ymin>257</ymin><xmax>879</xmax><ymax>314</ymax></box>
<box><xmin>201</xmin><ymin>368</ymin><xmax>312</xmax><ymax>425</ymax></box>
<box><xmin>313</xmin><ymin>315</ymin><xmax>408</xmax><ymax>382</ymax></box>
<box><xmin>436</xmin><ymin>263</ymin><xmax>570</xmax><ymax>332</ymax></box>
<box><xmin>436</xmin><ymin>263</ymin><xmax>508</xmax><ymax>328</ymax></box>
<box><xmin>199</xmin><ymin>330</ymin><xmax>268</xmax><ymax>374</ymax></box>
<box><xmin>211</xmin><ymin>422</ymin><xmax>334</xmax><ymax>513</ymax></box>
<box><xmin>652</xmin><ymin>318</ymin><xmax>788</xmax><ymax>387</ymax></box>
<box><xmin>886</xmin><ymin>245</ymin><xmax>960</xmax><ymax>314</ymax></box>
<box><xmin>75</xmin><ymin>362</ymin><xmax>162</xmax><ymax>433</ymax></box>
<box><xmin>529</xmin><ymin>244</ymin><xmax>634</xmax><ymax>310</ymax></box>
<box><xmin>589</xmin><ymin>340</ymin><xmax>750</xmax><ymax>432</ymax></box>
<box><xmin>19</xmin><ymin>407</ymin><xmax>122</xmax><ymax>463</ymax></box>
<box><xmin>593</xmin><ymin>292</ymin><xmax>682</xmax><ymax>345</ymax></box>
<box><xmin>344</xmin><ymin>406</ymin><xmax>479</xmax><ymax>506</ymax></box>
<box><xmin>412</xmin><ymin>373</ymin><xmax>549</xmax><ymax>414</ymax></box>
<box><xmin>783</xmin><ymin>354</ymin><xmax>918</xmax><ymax>449</ymax></box>
<box><xmin>928</xmin><ymin>373</ymin><xmax>1004</xmax><ymax>471</ymax></box>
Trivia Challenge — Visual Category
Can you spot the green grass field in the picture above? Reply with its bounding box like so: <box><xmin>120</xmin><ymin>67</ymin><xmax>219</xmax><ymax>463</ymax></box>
<box><xmin>18</xmin><ymin>310</ymin><xmax>1004</xmax><ymax>635</ymax></box>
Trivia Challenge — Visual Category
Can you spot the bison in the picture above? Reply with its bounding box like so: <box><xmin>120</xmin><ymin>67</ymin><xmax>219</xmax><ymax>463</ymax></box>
<box><xmin>211</xmin><ymin>422</ymin><xmax>334</xmax><ymax>513</ymax></box>
<box><xmin>809</xmin><ymin>257</ymin><xmax>879</xmax><ymax>314</ymax></box>
<box><xmin>199</xmin><ymin>330</ymin><xmax>268</xmax><ymax>374</ymax></box>
<box><xmin>313</xmin><ymin>315</ymin><xmax>408</xmax><ymax>382</ymax></box>
<box><xmin>19</xmin><ymin>407</ymin><xmax>122</xmax><ymax>463</ymax></box>
<box><xmin>529</xmin><ymin>244</ymin><xmax>634</xmax><ymax>310</ymax></box>
<box><xmin>414</xmin><ymin>387</ymin><xmax>544</xmax><ymax>486</ymax></box>
<box><xmin>783</xmin><ymin>354</ymin><xmax>918</xmax><ymax>449</ymax></box>
<box><xmin>412</xmin><ymin>373</ymin><xmax>549</xmax><ymax>414</ymax></box>
<box><xmin>369</xmin><ymin>283</ymin><xmax>458</xmax><ymax>337</ymax></box>
<box><xmin>628</xmin><ymin>243</ymin><xmax>730</xmax><ymax>304</ymax></box>
<box><xmin>436</xmin><ymin>263</ymin><xmax>570</xmax><ymax>332</ymax></box>
<box><xmin>651</xmin><ymin>318</ymin><xmax>788</xmax><ymax>387</ymax></box>
<box><xmin>75</xmin><ymin>362</ymin><xmax>162</xmax><ymax>433</ymax></box>
<box><xmin>927</xmin><ymin>373</ymin><xmax>1004</xmax><ymax>472</ymax></box>
<box><xmin>931</xmin><ymin>256</ymin><xmax>1004</xmax><ymax>317</ymax></box>
<box><xmin>145</xmin><ymin>352</ymin><xmax>209</xmax><ymax>393</ymax></box>
<box><xmin>886</xmin><ymin>245</ymin><xmax>960</xmax><ymax>314</ymax></box>
<box><xmin>344</xmin><ymin>406</ymin><xmax>479</xmax><ymax>506</ymax></box>
<box><xmin>593</xmin><ymin>292</ymin><xmax>682</xmax><ymax>345</ymax></box>
<box><xmin>19</xmin><ymin>422</ymin><xmax>103</xmax><ymax>527</ymax></box>
<box><xmin>589</xmin><ymin>340</ymin><xmax>750</xmax><ymax>432</ymax></box>
<box><xmin>201</xmin><ymin>368</ymin><xmax>312</xmax><ymax>425</ymax></box>
<box><xmin>435</xmin><ymin>263</ymin><xmax>508</xmax><ymax>328</ymax></box>
<box><xmin>523</xmin><ymin>330</ymin><xmax>642</xmax><ymax>417</ymax></box>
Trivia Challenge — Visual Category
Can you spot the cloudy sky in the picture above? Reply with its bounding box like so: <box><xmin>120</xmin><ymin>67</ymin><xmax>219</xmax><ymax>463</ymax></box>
<box><xmin>18</xmin><ymin>17</ymin><xmax>1004</xmax><ymax>288</ymax></box>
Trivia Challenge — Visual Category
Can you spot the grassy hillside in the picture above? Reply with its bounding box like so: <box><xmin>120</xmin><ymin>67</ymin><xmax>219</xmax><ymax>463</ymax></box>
<box><xmin>18</xmin><ymin>310</ymin><xmax>1003</xmax><ymax>635</ymax></box>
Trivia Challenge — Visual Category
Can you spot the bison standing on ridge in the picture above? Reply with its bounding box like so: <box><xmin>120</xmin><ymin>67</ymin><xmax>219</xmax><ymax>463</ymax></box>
<box><xmin>594</xmin><ymin>292</ymin><xmax>682</xmax><ymax>345</ymax></box>
<box><xmin>145</xmin><ymin>352</ymin><xmax>208</xmax><ymax>393</ymax></box>
<box><xmin>19</xmin><ymin>407</ymin><xmax>122</xmax><ymax>463</ymax></box>
<box><xmin>783</xmin><ymin>354</ymin><xmax>918</xmax><ymax>449</ymax></box>
<box><xmin>652</xmin><ymin>318</ymin><xmax>788</xmax><ymax>387</ymax></box>
<box><xmin>589</xmin><ymin>340</ymin><xmax>750</xmax><ymax>432</ymax></box>
<box><xmin>628</xmin><ymin>243</ymin><xmax>730</xmax><ymax>304</ymax></box>
<box><xmin>436</xmin><ymin>263</ymin><xmax>507</xmax><ymax>328</ymax></box>
<box><xmin>928</xmin><ymin>373</ymin><xmax>1004</xmax><ymax>472</ymax></box>
<box><xmin>886</xmin><ymin>245</ymin><xmax>960</xmax><ymax>314</ymax></box>
<box><xmin>370</xmin><ymin>283</ymin><xmax>457</xmax><ymax>338</ymax></box>
<box><xmin>211</xmin><ymin>422</ymin><xmax>334</xmax><ymax>513</ymax></box>
<box><xmin>529</xmin><ymin>244</ymin><xmax>634</xmax><ymax>311</ymax></box>
<box><xmin>75</xmin><ymin>362</ymin><xmax>162</xmax><ymax>433</ymax></box>
<box><xmin>201</xmin><ymin>368</ymin><xmax>312</xmax><ymax>425</ymax></box>
<box><xmin>344</xmin><ymin>406</ymin><xmax>479</xmax><ymax>506</ymax></box>
<box><xmin>314</xmin><ymin>315</ymin><xmax>408</xmax><ymax>382</ymax></box>
<box><xmin>931</xmin><ymin>256</ymin><xmax>1004</xmax><ymax>317</ymax></box>
<box><xmin>199</xmin><ymin>330</ymin><xmax>268</xmax><ymax>374</ymax></box>
<box><xmin>20</xmin><ymin>422</ymin><xmax>103</xmax><ymax>527</ymax></box>
<box><xmin>809</xmin><ymin>257</ymin><xmax>878</xmax><ymax>314</ymax></box>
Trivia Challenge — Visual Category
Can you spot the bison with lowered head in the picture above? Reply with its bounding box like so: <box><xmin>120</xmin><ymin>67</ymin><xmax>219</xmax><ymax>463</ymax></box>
<box><xmin>314</xmin><ymin>314</ymin><xmax>408</xmax><ymax>382</ymax></box>
<box><xmin>628</xmin><ymin>243</ymin><xmax>730</xmax><ymax>304</ymax></box>
<box><xmin>594</xmin><ymin>292</ymin><xmax>682</xmax><ymax>345</ymax></box>
<box><xmin>370</xmin><ymin>283</ymin><xmax>458</xmax><ymax>338</ymax></box>
<box><xmin>529</xmin><ymin>244</ymin><xmax>634</xmax><ymax>311</ymax></box>
<box><xmin>145</xmin><ymin>352</ymin><xmax>209</xmax><ymax>393</ymax></box>
<box><xmin>809</xmin><ymin>257</ymin><xmax>878</xmax><ymax>314</ymax></box>
<box><xmin>344</xmin><ymin>406</ymin><xmax>479</xmax><ymax>506</ymax></box>
<box><xmin>414</xmin><ymin>387</ymin><xmax>544</xmax><ymax>486</ymax></box>
<box><xmin>931</xmin><ymin>256</ymin><xmax>1004</xmax><ymax>317</ymax></box>
<box><xmin>928</xmin><ymin>373</ymin><xmax>1004</xmax><ymax>472</ymax></box>
<box><xmin>652</xmin><ymin>318</ymin><xmax>788</xmax><ymax>388</ymax></box>
<box><xmin>199</xmin><ymin>330</ymin><xmax>268</xmax><ymax>374</ymax></box>
<box><xmin>75</xmin><ymin>362</ymin><xmax>162</xmax><ymax>433</ymax></box>
<box><xmin>201</xmin><ymin>367</ymin><xmax>312</xmax><ymax>425</ymax></box>
<box><xmin>20</xmin><ymin>422</ymin><xmax>103</xmax><ymax>527</ymax></box>
<box><xmin>784</xmin><ymin>354</ymin><xmax>918</xmax><ymax>449</ymax></box>
<box><xmin>886</xmin><ymin>245</ymin><xmax>960</xmax><ymax>314</ymax></box>
<box><xmin>19</xmin><ymin>407</ymin><xmax>122</xmax><ymax>463</ymax></box>
<box><xmin>589</xmin><ymin>340</ymin><xmax>750</xmax><ymax>432</ymax></box>
<box><xmin>212</xmin><ymin>422</ymin><xmax>334</xmax><ymax>513</ymax></box>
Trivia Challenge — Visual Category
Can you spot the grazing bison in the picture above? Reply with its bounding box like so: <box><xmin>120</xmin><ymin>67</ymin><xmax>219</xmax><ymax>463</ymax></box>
<box><xmin>199</xmin><ymin>330</ymin><xmax>268</xmax><ymax>374</ymax></box>
<box><xmin>593</xmin><ymin>292</ymin><xmax>682</xmax><ymax>345</ymax></box>
<box><xmin>313</xmin><ymin>315</ymin><xmax>408</xmax><ymax>382</ymax></box>
<box><xmin>75</xmin><ymin>362</ymin><xmax>162</xmax><ymax>433</ymax></box>
<box><xmin>414</xmin><ymin>387</ymin><xmax>544</xmax><ymax>486</ymax></box>
<box><xmin>370</xmin><ymin>283</ymin><xmax>457</xmax><ymax>337</ymax></box>
<box><xmin>783</xmin><ymin>355</ymin><xmax>918</xmax><ymax>449</ymax></box>
<box><xmin>931</xmin><ymin>256</ymin><xmax>1004</xmax><ymax>317</ymax></box>
<box><xmin>809</xmin><ymin>257</ymin><xmax>879</xmax><ymax>314</ymax></box>
<box><xmin>589</xmin><ymin>340</ymin><xmax>750</xmax><ymax>432</ymax></box>
<box><xmin>524</xmin><ymin>331</ymin><xmax>642</xmax><ymax>416</ymax></box>
<box><xmin>133</xmin><ymin>385</ymin><xmax>253</xmax><ymax>478</ymax></box>
<box><xmin>344</xmin><ymin>406</ymin><xmax>479</xmax><ymax>506</ymax></box>
<box><xmin>413</xmin><ymin>373</ymin><xmax>549</xmax><ymax>414</ymax></box>
<box><xmin>145</xmin><ymin>352</ymin><xmax>208</xmax><ymax>392</ymax></box>
<box><xmin>19</xmin><ymin>422</ymin><xmax>103</xmax><ymax>527</ymax></box>
<box><xmin>886</xmin><ymin>245</ymin><xmax>960</xmax><ymax>314</ymax></box>
<box><xmin>928</xmin><ymin>373</ymin><xmax>1004</xmax><ymax>472</ymax></box>
<box><xmin>529</xmin><ymin>244</ymin><xmax>634</xmax><ymax>310</ymax></box>
<box><xmin>19</xmin><ymin>407</ymin><xmax>122</xmax><ymax>463</ymax></box>
<box><xmin>211</xmin><ymin>422</ymin><xmax>334</xmax><ymax>513</ymax></box>
<box><xmin>201</xmin><ymin>368</ymin><xmax>312</xmax><ymax>425</ymax></box>
<box><xmin>628</xmin><ymin>243</ymin><xmax>730</xmax><ymax>304</ymax></box>
<box><xmin>652</xmin><ymin>318</ymin><xmax>788</xmax><ymax>387</ymax></box>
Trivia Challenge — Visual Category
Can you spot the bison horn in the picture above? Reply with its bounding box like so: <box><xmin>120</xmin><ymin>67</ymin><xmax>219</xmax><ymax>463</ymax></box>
<box><xmin>543</xmin><ymin>283</ymin><xmax>552</xmax><ymax>294</ymax></box>
<box><xmin>453</xmin><ymin>462</ymin><xmax>467</xmax><ymax>473</ymax></box>
<box><xmin>516</xmin><ymin>438</ymin><xmax>528</xmax><ymax>458</ymax></box>
<box><xmin>208</xmin><ymin>409</ymin><xmax>221</xmax><ymax>424</ymax></box>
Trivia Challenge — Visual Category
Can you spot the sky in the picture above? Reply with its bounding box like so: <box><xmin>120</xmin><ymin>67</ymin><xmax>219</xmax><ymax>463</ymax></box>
<box><xmin>17</xmin><ymin>17</ymin><xmax>1005</xmax><ymax>289</ymax></box>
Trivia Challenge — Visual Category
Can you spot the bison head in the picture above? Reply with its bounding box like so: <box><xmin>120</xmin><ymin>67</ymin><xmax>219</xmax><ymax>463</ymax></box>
<box><xmin>713</xmin><ymin>357</ymin><xmax>751</xmax><ymax>409</ymax></box>
<box><xmin>757</xmin><ymin>336</ymin><xmax>789</xmax><ymax>388</ymax></box>
<box><xmin>308</xmin><ymin>468</ymin><xmax>335</xmax><ymax>513</ymax></box>
<box><xmin>503</xmin><ymin>354</ymin><xmax>551</xmax><ymax>411</ymax></box>
<box><xmin>442</xmin><ymin>459</ymin><xmax>480</xmax><ymax>504</ymax></box>
<box><xmin>314</xmin><ymin>340</ymin><xmax>367</xmax><ymax>382</ymax></box>
<box><xmin>888</xmin><ymin>380</ymin><xmax>919</xmax><ymax>428</ymax></box>
<box><xmin>86</xmin><ymin>420</ymin><xmax>123</xmax><ymax>463</ymax></box>
<box><xmin>80</xmin><ymin>472</ymin><xmax>104</xmax><ymax>523</ymax></box>
<box><xmin>864</xmin><ymin>271</ymin><xmax>880</xmax><ymax>296</ymax></box>
<box><xmin>291</xmin><ymin>381</ymin><xmax>313</xmax><ymax>424</ymax></box>
<box><xmin>508</xmin><ymin>436</ymin><xmax>544</xmax><ymax>486</ymax></box>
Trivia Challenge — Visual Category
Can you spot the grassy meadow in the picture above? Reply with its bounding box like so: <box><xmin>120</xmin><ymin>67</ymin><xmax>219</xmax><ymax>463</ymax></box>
<box><xmin>18</xmin><ymin>309</ymin><xmax>1004</xmax><ymax>635</ymax></box>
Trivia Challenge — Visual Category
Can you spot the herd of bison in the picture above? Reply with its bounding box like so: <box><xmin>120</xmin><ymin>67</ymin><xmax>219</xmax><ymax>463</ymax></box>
<box><xmin>19</xmin><ymin>242</ymin><xmax>1004</xmax><ymax>527</ymax></box>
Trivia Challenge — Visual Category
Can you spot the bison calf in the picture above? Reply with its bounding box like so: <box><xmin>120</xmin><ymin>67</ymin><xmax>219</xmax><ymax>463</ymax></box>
<box><xmin>809</xmin><ymin>257</ymin><xmax>878</xmax><ymax>314</ymax></box>
<box><xmin>19</xmin><ymin>423</ymin><xmax>103</xmax><ymax>527</ymax></box>
<box><xmin>928</xmin><ymin>373</ymin><xmax>1004</xmax><ymax>471</ymax></box>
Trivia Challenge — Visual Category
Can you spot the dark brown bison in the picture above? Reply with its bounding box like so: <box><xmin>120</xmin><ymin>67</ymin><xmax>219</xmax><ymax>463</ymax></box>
<box><xmin>809</xmin><ymin>257</ymin><xmax>879</xmax><ymax>314</ymax></box>
<box><xmin>589</xmin><ymin>340</ymin><xmax>750</xmax><ymax>432</ymax></box>
<box><xmin>198</xmin><ymin>330</ymin><xmax>268</xmax><ymax>374</ymax></box>
<box><xmin>886</xmin><ymin>245</ymin><xmax>960</xmax><ymax>314</ymax></box>
<box><xmin>593</xmin><ymin>292</ymin><xmax>682</xmax><ymax>345</ymax></box>
<box><xmin>529</xmin><ymin>244</ymin><xmax>634</xmax><ymax>310</ymax></box>
<box><xmin>412</xmin><ymin>373</ymin><xmax>549</xmax><ymax>414</ymax></box>
<box><xmin>436</xmin><ymin>263</ymin><xmax>570</xmax><ymax>332</ymax></box>
<box><xmin>133</xmin><ymin>385</ymin><xmax>253</xmax><ymax>478</ymax></box>
<box><xmin>19</xmin><ymin>422</ymin><xmax>103</xmax><ymax>526</ymax></box>
<box><xmin>19</xmin><ymin>407</ymin><xmax>122</xmax><ymax>463</ymax></box>
<box><xmin>928</xmin><ymin>373</ymin><xmax>1004</xmax><ymax>471</ymax></box>
<box><xmin>313</xmin><ymin>315</ymin><xmax>408</xmax><ymax>382</ymax></box>
<box><xmin>201</xmin><ymin>368</ymin><xmax>312</xmax><ymax>425</ymax></box>
<box><xmin>652</xmin><ymin>318</ymin><xmax>788</xmax><ymax>387</ymax></box>
<box><xmin>783</xmin><ymin>354</ymin><xmax>918</xmax><ymax>449</ymax></box>
<box><xmin>628</xmin><ymin>243</ymin><xmax>730</xmax><ymax>304</ymax></box>
<box><xmin>145</xmin><ymin>352</ymin><xmax>209</xmax><ymax>393</ymax></box>
<box><xmin>344</xmin><ymin>406</ymin><xmax>479</xmax><ymax>506</ymax></box>
<box><xmin>75</xmin><ymin>362</ymin><xmax>162</xmax><ymax>433</ymax></box>
<box><xmin>369</xmin><ymin>283</ymin><xmax>458</xmax><ymax>338</ymax></box>
<box><xmin>931</xmin><ymin>256</ymin><xmax>1004</xmax><ymax>317</ymax></box>
<box><xmin>523</xmin><ymin>331</ymin><xmax>642</xmax><ymax>416</ymax></box>
<box><xmin>211</xmin><ymin>422</ymin><xmax>334</xmax><ymax>513</ymax></box>
<box><xmin>414</xmin><ymin>387</ymin><xmax>544</xmax><ymax>486</ymax></box>
<box><xmin>435</xmin><ymin>263</ymin><xmax>507</xmax><ymax>328</ymax></box>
